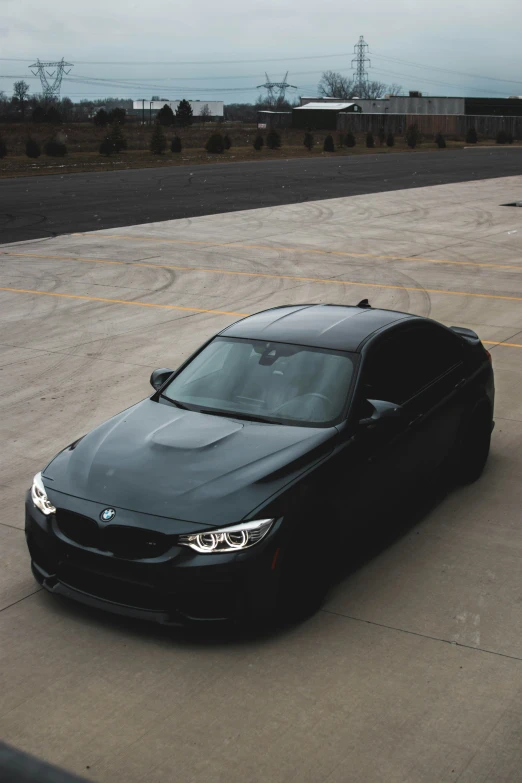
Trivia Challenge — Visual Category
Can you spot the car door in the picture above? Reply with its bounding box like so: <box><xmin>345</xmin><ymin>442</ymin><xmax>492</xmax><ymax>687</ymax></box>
<box><xmin>363</xmin><ymin>323</ymin><xmax>467</xmax><ymax>482</ymax></box>
<box><xmin>392</xmin><ymin>323</ymin><xmax>468</xmax><ymax>476</ymax></box>
<box><xmin>349</xmin><ymin>328</ymin><xmax>427</xmax><ymax>510</ymax></box>
<box><xmin>311</xmin><ymin>323</ymin><xmax>467</xmax><ymax>528</ymax></box>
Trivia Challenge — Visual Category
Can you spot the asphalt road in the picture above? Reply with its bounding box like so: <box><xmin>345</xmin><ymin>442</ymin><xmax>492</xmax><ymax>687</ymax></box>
<box><xmin>2</xmin><ymin>147</ymin><xmax>522</xmax><ymax>244</ymax></box>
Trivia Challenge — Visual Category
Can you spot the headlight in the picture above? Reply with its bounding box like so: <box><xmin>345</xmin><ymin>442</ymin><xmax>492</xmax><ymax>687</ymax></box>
<box><xmin>31</xmin><ymin>472</ymin><xmax>56</xmax><ymax>516</ymax></box>
<box><xmin>178</xmin><ymin>519</ymin><xmax>274</xmax><ymax>553</ymax></box>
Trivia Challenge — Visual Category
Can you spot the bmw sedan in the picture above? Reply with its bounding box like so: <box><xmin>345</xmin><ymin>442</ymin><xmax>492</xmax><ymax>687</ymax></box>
<box><xmin>26</xmin><ymin>302</ymin><xmax>494</xmax><ymax>625</ymax></box>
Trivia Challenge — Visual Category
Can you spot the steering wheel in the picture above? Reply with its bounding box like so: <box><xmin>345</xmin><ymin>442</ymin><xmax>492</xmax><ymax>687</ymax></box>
<box><xmin>275</xmin><ymin>393</ymin><xmax>332</xmax><ymax>417</ymax></box>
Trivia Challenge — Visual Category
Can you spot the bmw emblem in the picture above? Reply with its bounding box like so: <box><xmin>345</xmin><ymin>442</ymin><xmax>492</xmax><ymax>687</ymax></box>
<box><xmin>100</xmin><ymin>508</ymin><xmax>116</xmax><ymax>522</ymax></box>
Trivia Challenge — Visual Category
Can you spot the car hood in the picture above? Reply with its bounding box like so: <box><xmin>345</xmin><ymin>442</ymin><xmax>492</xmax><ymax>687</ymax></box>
<box><xmin>44</xmin><ymin>399</ymin><xmax>336</xmax><ymax>526</ymax></box>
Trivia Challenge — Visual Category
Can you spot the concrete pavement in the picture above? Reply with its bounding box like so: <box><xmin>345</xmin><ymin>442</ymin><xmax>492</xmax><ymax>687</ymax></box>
<box><xmin>1</xmin><ymin>174</ymin><xmax>522</xmax><ymax>782</ymax></box>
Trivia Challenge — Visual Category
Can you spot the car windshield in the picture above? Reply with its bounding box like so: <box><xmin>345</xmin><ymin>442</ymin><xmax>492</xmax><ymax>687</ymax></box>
<box><xmin>162</xmin><ymin>337</ymin><xmax>355</xmax><ymax>427</ymax></box>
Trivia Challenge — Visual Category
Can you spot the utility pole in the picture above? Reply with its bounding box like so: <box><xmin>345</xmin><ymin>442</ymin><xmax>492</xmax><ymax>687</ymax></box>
<box><xmin>256</xmin><ymin>72</ymin><xmax>297</xmax><ymax>106</ymax></box>
<box><xmin>29</xmin><ymin>58</ymin><xmax>73</xmax><ymax>99</ymax></box>
<box><xmin>351</xmin><ymin>36</ymin><xmax>371</xmax><ymax>96</ymax></box>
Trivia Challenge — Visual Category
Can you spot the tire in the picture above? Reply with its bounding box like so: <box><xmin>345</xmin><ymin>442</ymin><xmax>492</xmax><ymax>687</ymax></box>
<box><xmin>454</xmin><ymin>402</ymin><xmax>493</xmax><ymax>485</ymax></box>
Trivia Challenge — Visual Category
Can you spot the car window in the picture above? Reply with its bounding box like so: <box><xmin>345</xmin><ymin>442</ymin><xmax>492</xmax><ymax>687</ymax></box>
<box><xmin>163</xmin><ymin>337</ymin><xmax>355</xmax><ymax>426</ymax></box>
<box><xmin>364</xmin><ymin>325</ymin><xmax>463</xmax><ymax>405</ymax></box>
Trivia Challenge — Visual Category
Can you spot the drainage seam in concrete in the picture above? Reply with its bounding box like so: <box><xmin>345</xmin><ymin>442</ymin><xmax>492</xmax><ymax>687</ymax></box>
<box><xmin>488</xmin><ymin>328</ymin><xmax>522</xmax><ymax>352</ymax></box>
<box><xmin>323</xmin><ymin>608</ymin><xmax>522</xmax><ymax>663</ymax></box>
<box><xmin>0</xmin><ymin>588</ymin><xmax>42</xmax><ymax>614</ymax></box>
<box><xmin>0</xmin><ymin>521</ymin><xmax>24</xmax><ymax>531</ymax></box>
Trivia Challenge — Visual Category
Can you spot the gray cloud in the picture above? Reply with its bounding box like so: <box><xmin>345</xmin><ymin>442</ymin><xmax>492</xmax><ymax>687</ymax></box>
<box><xmin>1</xmin><ymin>0</ymin><xmax>522</xmax><ymax>101</ymax></box>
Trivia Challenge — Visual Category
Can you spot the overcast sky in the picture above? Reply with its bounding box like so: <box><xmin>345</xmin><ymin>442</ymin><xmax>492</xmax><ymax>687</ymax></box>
<box><xmin>2</xmin><ymin>0</ymin><xmax>522</xmax><ymax>102</ymax></box>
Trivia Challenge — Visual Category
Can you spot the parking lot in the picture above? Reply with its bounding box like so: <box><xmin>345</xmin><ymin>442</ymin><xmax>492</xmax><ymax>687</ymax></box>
<box><xmin>2</xmin><ymin>174</ymin><xmax>522</xmax><ymax>782</ymax></box>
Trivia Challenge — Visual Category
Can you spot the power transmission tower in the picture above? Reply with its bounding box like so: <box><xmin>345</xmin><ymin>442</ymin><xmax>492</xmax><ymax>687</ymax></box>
<box><xmin>256</xmin><ymin>72</ymin><xmax>297</xmax><ymax>105</ymax></box>
<box><xmin>29</xmin><ymin>58</ymin><xmax>73</xmax><ymax>99</ymax></box>
<box><xmin>351</xmin><ymin>36</ymin><xmax>371</xmax><ymax>95</ymax></box>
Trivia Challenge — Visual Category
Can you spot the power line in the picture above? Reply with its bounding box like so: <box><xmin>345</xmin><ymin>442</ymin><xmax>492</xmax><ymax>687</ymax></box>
<box><xmin>0</xmin><ymin>52</ymin><xmax>352</xmax><ymax>66</ymax></box>
<box><xmin>65</xmin><ymin>77</ymin><xmax>261</xmax><ymax>93</ymax></box>
<box><xmin>372</xmin><ymin>52</ymin><xmax>522</xmax><ymax>87</ymax></box>
<box><xmin>3</xmin><ymin>64</ymin><xmax>521</xmax><ymax>93</ymax></box>
<box><xmin>369</xmin><ymin>66</ymin><xmax>516</xmax><ymax>97</ymax></box>
<box><xmin>1</xmin><ymin>49</ymin><xmax>522</xmax><ymax>89</ymax></box>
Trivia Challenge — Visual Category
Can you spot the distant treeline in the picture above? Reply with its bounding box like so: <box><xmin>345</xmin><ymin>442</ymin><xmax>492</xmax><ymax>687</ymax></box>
<box><xmin>0</xmin><ymin>81</ymin><xmax>295</xmax><ymax>124</ymax></box>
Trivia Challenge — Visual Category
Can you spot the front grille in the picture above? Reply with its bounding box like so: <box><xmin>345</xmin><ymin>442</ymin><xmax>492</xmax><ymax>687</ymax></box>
<box><xmin>55</xmin><ymin>509</ymin><xmax>173</xmax><ymax>560</ymax></box>
<box><xmin>58</xmin><ymin>564</ymin><xmax>167</xmax><ymax>610</ymax></box>
<box><xmin>27</xmin><ymin>535</ymin><xmax>57</xmax><ymax>575</ymax></box>
<box><xmin>56</xmin><ymin>510</ymin><xmax>100</xmax><ymax>548</ymax></box>
<box><xmin>104</xmin><ymin>526</ymin><xmax>171</xmax><ymax>559</ymax></box>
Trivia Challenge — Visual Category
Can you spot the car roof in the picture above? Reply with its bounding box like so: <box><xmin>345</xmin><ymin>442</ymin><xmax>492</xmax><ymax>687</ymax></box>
<box><xmin>219</xmin><ymin>304</ymin><xmax>417</xmax><ymax>352</ymax></box>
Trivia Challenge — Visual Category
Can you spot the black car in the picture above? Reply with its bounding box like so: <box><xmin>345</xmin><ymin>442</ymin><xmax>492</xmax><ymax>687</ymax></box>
<box><xmin>26</xmin><ymin>302</ymin><xmax>494</xmax><ymax>625</ymax></box>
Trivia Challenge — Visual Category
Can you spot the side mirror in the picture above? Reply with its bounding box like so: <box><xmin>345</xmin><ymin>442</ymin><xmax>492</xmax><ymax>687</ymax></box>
<box><xmin>359</xmin><ymin>399</ymin><xmax>402</xmax><ymax>429</ymax></box>
<box><xmin>150</xmin><ymin>368</ymin><xmax>174</xmax><ymax>391</ymax></box>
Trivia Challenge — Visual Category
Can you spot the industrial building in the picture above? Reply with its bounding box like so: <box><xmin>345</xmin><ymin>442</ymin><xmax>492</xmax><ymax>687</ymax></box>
<box><xmin>280</xmin><ymin>93</ymin><xmax>522</xmax><ymax>138</ymax></box>
<box><xmin>257</xmin><ymin>111</ymin><xmax>293</xmax><ymax>129</ymax></box>
<box><xmin>132</xmin><ymin>100</ymin><xmax>224</xmax><ymax>122</ymax></box>
<box><xmin>257</xmin><ymin>102</ymin><xmax>362</xmax><ymax>131</ymax></box>
<box><xmin>292</xmin><ymin>101</ymin><xmax>362</xmax><ymax>130</ymax></box>
<box><xmin>299</xmin><ymin>93</ymin><xmax>522</xmax><ymax>117</ymax></box>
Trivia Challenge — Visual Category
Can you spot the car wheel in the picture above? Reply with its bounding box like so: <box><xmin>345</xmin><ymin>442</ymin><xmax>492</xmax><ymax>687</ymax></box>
<box><xmin>453</xmin><ymin>402</ymin><xmax>493</xmax><ymax>485</ymax></box>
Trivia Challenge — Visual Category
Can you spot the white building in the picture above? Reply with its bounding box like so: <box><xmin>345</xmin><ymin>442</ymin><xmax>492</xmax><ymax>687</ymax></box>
<box><xmin>299</xmin><ymin>94</ymin><xmax>465</xmax><ymax>115</ymax></box>
<box><xmin>133</xmin><ymin>100</ymin><xmax>224</xmax><ymax>119</ymax></box>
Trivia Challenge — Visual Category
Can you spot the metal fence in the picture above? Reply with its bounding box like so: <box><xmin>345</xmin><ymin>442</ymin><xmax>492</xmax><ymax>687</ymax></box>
<box><xmin>337</xmin><ymin>113</ymin><xmax>522</xmax><ymax>138</ymax></box>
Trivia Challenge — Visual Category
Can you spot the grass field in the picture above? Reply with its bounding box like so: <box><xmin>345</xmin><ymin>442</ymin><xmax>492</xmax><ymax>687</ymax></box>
<box><xmin>0</xmin><ymin>121</ymin><xmax>516</xmax><ymax>177</ymax></box>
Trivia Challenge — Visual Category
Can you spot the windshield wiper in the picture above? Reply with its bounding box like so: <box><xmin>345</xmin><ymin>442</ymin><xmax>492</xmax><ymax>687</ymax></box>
<box><xmin>160</xmin><ymin>395</ymin><xmax>191</xmax><ymax>410</ymax></box>
<box><xmin>200</xmin><ymin>408</ymin><xmax>277</xmax><ymax>424</ymax></box>
<box><xmin>160</xmin><ymin>396</ymin><xmax>275</xmax><ymax>423</ymax></box>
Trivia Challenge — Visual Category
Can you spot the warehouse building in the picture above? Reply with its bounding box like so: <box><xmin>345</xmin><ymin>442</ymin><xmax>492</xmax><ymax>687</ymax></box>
<box><xmin>292</xmin><ymin>101</ymin><xmax>362</xmax><ymax>130</ymax></box>
<box><xmin>257</xmin><ymin>110</ymin><xmax>292</xmax><ymax>129</ymax></box>
<box><xmin>300</xmin><ymin>93</ymin><xmax>522</xmax><ymax>117</ymax></box>
<box><xmin>132</xmin><ymin>100</ymin><xmax>224</xmax><ymax>121</ymax></box>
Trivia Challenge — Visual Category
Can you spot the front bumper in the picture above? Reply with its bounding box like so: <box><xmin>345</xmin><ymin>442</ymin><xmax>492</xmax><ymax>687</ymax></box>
<box><xmin>25</xmin><ymin>493</ymin><xmax>281</xmax><ymax>625</ymax></box>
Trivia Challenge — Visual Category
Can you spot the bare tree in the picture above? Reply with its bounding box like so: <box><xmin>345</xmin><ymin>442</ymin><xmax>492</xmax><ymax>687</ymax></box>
<box><xmin>13</xmin><ymin>80</ymin><xmax>30</xmax><ymax>120</ymax></box>
<box><xmin>318</xmin><ymin>71</ymin><xmax>356</xmax><ymax>100</ymax></box>
<box><xmin>318</xmin><ymin>72</ymin><xmax>403</xmax><ymax>101</ymax></box>
<box><xmin>199</xmin><ymin>104</ymin><xmax>212</xmax><ymax>123</ymax></box>
<box><xmin>360</xmin><ymin>81</ymin><xmax>388</xmax><ymax>99</ymax></box>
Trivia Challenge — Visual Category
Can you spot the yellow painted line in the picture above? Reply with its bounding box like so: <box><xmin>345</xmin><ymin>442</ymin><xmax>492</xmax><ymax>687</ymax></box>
<box><xmin>0</xmin><ymin>287</ymin><xmax>248</xmax><ymax>318</ymax></box>
<box><xmin>1</xmin><ymin>285</ymin><xmax>521</xmax><ymax>349</ymax></box>
<box><xmin>1</xmin><ymin>253</ymin><xmax>124</xmax><ymax>266</ymax></box>
<box><xmin>484</xmin><ymin>340</ymin><xmax>522</xmax><ymax>348</ymax></box>
<box><xmin>71</xmin><ymin>232</ymin><xmax>522</xmax><ymax>272</ymax></box>
<box><xmin>2</xmin><ymin>251</ymin><xmax>522</xmax><ymax>304</ymax></box>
